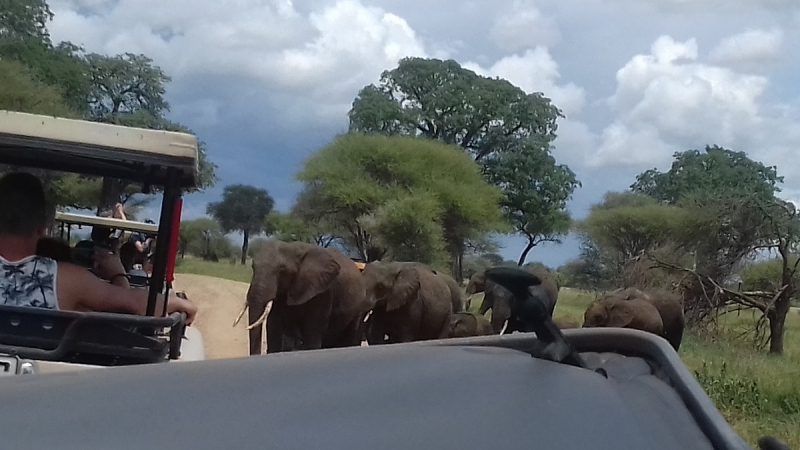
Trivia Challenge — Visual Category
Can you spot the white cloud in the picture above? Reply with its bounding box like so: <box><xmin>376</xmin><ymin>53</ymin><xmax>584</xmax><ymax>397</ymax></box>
<box><xmin>583</xmin><ymin>33</ymin><xmax>800</xmax><ymax>201</ymax></box>
<box><xmin>709</xmin><ymin>28</ymin><xmax>784</xmax><ymax>66</ymax></box>
<box><xmin>606</xmin><ymin>0</ymin><xmax>797</xmax><ymax>13</ymax></box>
<box><xmin>464</xmin><ymin>46</ymin><xmax>586</xmax><ymax>116</ymax></box>
<box><xmin>47</xmin><ymin>0</ymin><xmax>427</xmax><ymax>127</ymax></box>
<box><xmin>587</xmin><ymin>122</ymin><xmax>678</xmax><ymax>169</ymax></box>
<box><xmin>489</xmin><ymin>0</ymin><xmax>561</xmax><ymax>51</ymax></box>
<box><xmin>588</xmin><ymin>35</ymin><xmax>778</xmax><ymax>169</ymax></box>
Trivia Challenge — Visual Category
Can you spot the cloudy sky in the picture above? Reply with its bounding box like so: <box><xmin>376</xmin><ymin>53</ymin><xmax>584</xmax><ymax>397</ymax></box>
<box><xmin>47</xmin><ymin>0</ymin><xmax>800</xmax><ymax>267</ymax></box>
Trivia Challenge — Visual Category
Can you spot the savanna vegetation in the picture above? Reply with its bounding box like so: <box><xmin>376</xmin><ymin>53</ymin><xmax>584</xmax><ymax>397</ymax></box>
<box><xmin>3</xmin><ymin>1</ymin><xmax>798</xmax><ymax>446</ymax></box>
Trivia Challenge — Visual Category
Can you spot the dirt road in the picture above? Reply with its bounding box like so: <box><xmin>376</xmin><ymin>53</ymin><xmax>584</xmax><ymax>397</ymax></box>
<box><xmin>173</xmin><ymin>273</ymin><xmax>256</xmax><ymax>360</ymax></box>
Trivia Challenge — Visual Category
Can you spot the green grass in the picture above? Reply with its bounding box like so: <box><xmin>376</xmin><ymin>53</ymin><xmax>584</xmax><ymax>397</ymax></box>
<box><xmin>174</xmin><ymin>256</ymin><xmax>253</xmax><ymax>283</ymax></box>
<box><xmin>176</xmin><ymin>260</ymin><xmax>800</xmax><ymax>447</ymax></box>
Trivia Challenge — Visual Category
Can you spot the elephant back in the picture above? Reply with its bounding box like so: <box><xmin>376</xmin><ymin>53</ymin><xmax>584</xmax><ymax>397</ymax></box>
<box><xmin>438</xmin><ymin>272</ymin><xmax>466</xmax><ymax>312</ymax></box>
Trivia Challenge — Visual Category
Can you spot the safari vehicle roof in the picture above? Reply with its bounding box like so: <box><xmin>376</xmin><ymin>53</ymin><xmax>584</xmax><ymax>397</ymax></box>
<box><xmin>0</xmin><ymin>110</ymin><xmax>199</xmax><ymax>189</ymax></box>
<box><xmin>0</xmin><ymin>329</ymin><xmax>754</xmax><ymax>450</ymax></box>
<box><xmin>54</xmin><ymin>211</ymin><xmax>159</xmax><ymax>234</ymax></box>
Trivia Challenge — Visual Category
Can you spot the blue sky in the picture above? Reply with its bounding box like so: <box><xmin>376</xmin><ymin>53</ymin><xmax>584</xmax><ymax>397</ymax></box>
<box><xmin>47</xmin><ymin>0</ymin><xmax>800</xmax><ymax>267</ymax></box>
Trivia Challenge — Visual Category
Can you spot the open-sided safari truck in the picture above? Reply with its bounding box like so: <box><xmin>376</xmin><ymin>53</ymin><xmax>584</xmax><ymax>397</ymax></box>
<box><xmin>53</xmin><ymin>211</ymin><xmax>160</xmax><ymax>287</ymax></box>
<box><xmin>0</xmin><ymin>110</ymin><xmax>205</xmax><ymax>375</ymax></box>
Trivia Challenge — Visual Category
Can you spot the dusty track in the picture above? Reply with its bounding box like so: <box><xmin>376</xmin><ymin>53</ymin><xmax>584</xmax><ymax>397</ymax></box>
<box><xmin>173</xmin><ymin>273</ymin><xmax>254</xmax><ymax>360</ymax></box>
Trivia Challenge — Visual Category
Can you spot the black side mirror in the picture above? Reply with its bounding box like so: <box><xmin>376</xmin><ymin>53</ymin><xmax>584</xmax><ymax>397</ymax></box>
<box><xmin>483</xmin><ymin>266</ymin><xmax>585</xmax><ymax>368</ymax></box>
<box><xmin>758</xmin><ymin>435</ymin><xmax>791</xmax><ymax>450</ymax></box>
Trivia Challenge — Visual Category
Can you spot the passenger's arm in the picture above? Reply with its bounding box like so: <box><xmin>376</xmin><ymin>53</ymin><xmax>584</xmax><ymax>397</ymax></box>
<box><xmin>56</xmin><ymin>263</ymin><xmax>197</xmax><ymax>324</ymax></box>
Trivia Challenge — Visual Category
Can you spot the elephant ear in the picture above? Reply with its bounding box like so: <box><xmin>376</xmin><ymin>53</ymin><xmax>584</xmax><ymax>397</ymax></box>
<box><xmin>387</xmin><ymin>267</ymin><xmax>420</xmax><ymax>311</ymax></box>
<box><xmin>606</xmin><ymin>302</ymin><xmax>634</xmax><ymax>328</ymax></box>
<box><xmin>287</xmin><ymin>247</ymin><xmax>341</xmax><ymax>306</ymax></box>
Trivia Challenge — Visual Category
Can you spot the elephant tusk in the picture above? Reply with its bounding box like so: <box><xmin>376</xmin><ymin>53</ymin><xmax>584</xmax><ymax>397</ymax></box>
<box><xmin>499</xmin><ymin>319</ymin><xmax>509</xmax><ymax>335</ymax></box>
<box><xmin>232</xmin><ymin>300</ymin><xmax>249</xmax><ymax>327</ymax></box>
<box><xmin>245</xmin><ymin>301</ymin><xmax>273</xmax><ymax>331</ymax></box>
<box><xmin>246</xmin><ymin>307</ymin><xmax>270</xmax><ymax>331</ymax></box>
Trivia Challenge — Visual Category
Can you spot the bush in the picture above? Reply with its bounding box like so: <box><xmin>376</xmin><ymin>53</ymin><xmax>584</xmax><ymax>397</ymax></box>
<box><xmin>694</xmin><ymin>361</ymin><xmax>768</xmax><ymax>415</ymax></box>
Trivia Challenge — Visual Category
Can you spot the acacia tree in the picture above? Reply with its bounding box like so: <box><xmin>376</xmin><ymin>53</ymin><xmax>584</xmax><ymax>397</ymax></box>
<box><xmin>348</xmin><ymin>56</ymin><xmax>579</xmax><ymax>270</ymax></box>
<box><xmin>207</xmin><ymin>185</ymin><xmax>275</xmax><ymax>265</ymax></box>
<box><xmin>295</xmin><ymin>133</ymin><xmax>506</xmax><ymax>273</ymax></box>
<box><xmin>485</xmin><ymin>139</ymin><xmax>579</xmax><ymax>264</ymax></box>
<box><xmin>631</xmin><ymin>145</ymin><xmax>782</xmax><ymax>283</ymax></box>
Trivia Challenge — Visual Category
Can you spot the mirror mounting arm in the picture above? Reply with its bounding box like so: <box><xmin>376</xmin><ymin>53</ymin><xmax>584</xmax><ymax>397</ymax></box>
<box><xmin>484</xmin><ymin>266</ymin><xmax>586</xmax><ymax>369</ymax></box>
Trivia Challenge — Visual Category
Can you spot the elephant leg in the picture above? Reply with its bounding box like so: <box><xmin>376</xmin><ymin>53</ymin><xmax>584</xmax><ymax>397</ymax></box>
<box><xmin>265</xmin><ymin>308</ymin><xmax>284</xmax><ymax>354</ymax></box>
<box><xmin>366</xmin><ymin>307</ymin><xmax>388</xmax><ymax>345</ymax></box>
<box><xmin>325</xmin><ymin>315</ymin><xmax>363</xmax><ymax>348</ymax></box>
<box><xmin>298</xmin><ymin>300</ymin><xmax>332</xmax><ymax>350</ymax></box>
<box><xmin>383</xmin><ymin>307</ymin><xmax>417</xmax><ymax>343</ymax></box>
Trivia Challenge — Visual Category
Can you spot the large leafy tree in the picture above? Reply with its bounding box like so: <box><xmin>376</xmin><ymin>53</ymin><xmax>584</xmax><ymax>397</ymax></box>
<box><xmin>631</xmin><ymin>145</ymin><xmax>782</xmax><ymax>282</ymax></box>
<box><xmin>206</xmin><ymin>185</ymin><xmax>275</xmax><ymax>265</ymax></box>
<box><xmin>85</xmin><ymin>52</ymin><xmax>170</xmax><ymax>119</ymax></box>
<box><xmin>485</xmin><ymin>139</ymin><xmax>580</xmax><ymax>264</ymax></box>
<box><xmin>631</xmin><ymin>145</ymin><xmax>782</xmax><ymax>204</ymax></box>
<box><xmin>0</xmin><ymin>0</ymin><xmax>217</xmax><ymax>213</ymax></box>
<box><xmin>348</xmin><ymin>56</ymin><xmax>578</xmax><ymax>269</ymax></box>
<box><xmin>178</xmin><ymin>217</ymin><xmax>232</xmax><ymax>260</ymax></box>
<box><xmin>295</xmin><ymin>133</ymin><xmax>506</xmax><ymax>272</ymax></box>
<box><xmin>574</xmin><ymin>191</ymin><xmax>701</xmax><ymax>288</ymax></box>
<box><xmin>0</xmin><ymin>0</ymin><xmax>53</xmax><ymax>43</ymax></box>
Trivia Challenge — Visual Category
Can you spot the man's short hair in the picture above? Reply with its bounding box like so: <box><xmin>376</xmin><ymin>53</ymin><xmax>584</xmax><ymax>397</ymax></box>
<box><xmin>0</xmin><ymin>172</ymin><xmax>48</xmax><ymax>237</ymax></box>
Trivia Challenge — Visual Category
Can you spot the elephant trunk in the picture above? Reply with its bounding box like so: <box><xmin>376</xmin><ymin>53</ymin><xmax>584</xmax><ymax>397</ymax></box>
<box><xmin>246</xmin><ymin>275</ymin><xmax>277</xmax><ymax>356</ymax></box>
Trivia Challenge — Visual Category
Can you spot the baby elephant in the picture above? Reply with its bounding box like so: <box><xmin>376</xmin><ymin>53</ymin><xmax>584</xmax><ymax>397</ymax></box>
<box><xmin>448</xmin><ymin>312</ymin><xmax>494</xmax><ymax>338</ymax></box>
<box><xmin>582</xmin><ymin>296</ymin><xmax>664</xmax><ymax>338</ymax></box>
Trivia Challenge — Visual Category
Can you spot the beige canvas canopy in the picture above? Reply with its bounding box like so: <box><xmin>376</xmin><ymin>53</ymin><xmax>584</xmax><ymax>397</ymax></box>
<box><xmin>54</xmin><ymin>212</ymin><xmax>159</xmax><ymax>234</ymax></box>
<box><xmin>0</xmin><ymin>110</ymin><xmax>200</xmax><ymax>189</ymax></box>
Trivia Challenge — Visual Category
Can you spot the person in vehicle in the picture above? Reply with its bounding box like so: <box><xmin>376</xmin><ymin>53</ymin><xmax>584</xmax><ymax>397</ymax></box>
<box><xmin>35</xmin><ymin>237</ymin><xmax>73</xmax><ymax>262</ymax></box>
<box><xmin>0</xmin><ymin>172</ymin><xmax>197</xmax><ymax>324</ymax></box>
<box><xmin>119</xmin><ymin>241</ymin><xmax>137</xmax><ymax>273</ymax></box>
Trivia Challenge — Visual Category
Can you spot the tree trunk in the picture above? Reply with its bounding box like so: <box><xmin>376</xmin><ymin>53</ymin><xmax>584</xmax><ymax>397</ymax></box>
<box><xmin>517</xmin><ymin>240</ymin><xmax>535</xmax><ymax>266</ymax></box>
<box><xmin>767</xmin><ymin>304</ymin><xmax>788</xmax><ymax>355</ymax></box>
<box><xmin>449</xmin><ymin>242</ymin><xmax>465</xmax><ymax>283</ymax></box>
<box><xmin>241</xmin><ymin>230</ymin><xmax>249</xmax><ymax>265</ymax></box>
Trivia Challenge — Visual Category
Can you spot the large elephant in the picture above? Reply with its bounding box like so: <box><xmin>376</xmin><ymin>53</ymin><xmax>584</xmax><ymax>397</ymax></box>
<box><xmin>448</xmin><ymin>312</ymin><xmax>494</xmax><ymax>338</ymax></box>
<box><xmin>610</xmin><ymin>287</ymin><xmax>685</xmax><ymax>351</ymax></box>
<box><xmin>437</xmin><ymin>271</ymin><xmax>467</xmax><ymax>313</ymax></box>
<box><xmin>362</xmin><ymin>261</ymin><xmax>453</xmax><ymax>345</ymax></box>
<box><xmin>582</xmin><ymin>294</ymin><xmax>664</xmax><ymax>337</ymax></box>
<box><xmin>236</xmin><ymin>240</ymin><xmax>370</xmax><ymax>355</ymax></box>
<box><xmin>466</xmin><ymin>264</ymin><xmax>559</xmax><ymax>334</ymax></box>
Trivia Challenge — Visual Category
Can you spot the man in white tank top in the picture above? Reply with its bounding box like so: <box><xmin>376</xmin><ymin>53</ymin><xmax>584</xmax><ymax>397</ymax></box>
<box><xmin>0</xmin><ymin>172</ymin><xmax>197</xmax><ymax>324</ymax></box>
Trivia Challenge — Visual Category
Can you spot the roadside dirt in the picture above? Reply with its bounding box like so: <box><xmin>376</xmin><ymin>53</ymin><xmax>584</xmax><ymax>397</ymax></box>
<box><xmin>173</xmin><ymin>273</ymin><xmax>256</xmax><ymax>360</ymax></box>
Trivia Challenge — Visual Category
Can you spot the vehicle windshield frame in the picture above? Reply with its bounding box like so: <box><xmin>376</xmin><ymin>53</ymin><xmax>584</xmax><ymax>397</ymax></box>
<box><xmin>0</xmin><ymin>109</ymin><xmax>200</xmax><ymax>318</ymax></box>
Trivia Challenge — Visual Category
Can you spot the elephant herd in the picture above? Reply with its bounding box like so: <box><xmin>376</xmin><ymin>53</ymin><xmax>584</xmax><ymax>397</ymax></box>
<box><xmin>235</xmin><ymin>240</ymin><xmax>685</xmax><ymax>355</ymax></box>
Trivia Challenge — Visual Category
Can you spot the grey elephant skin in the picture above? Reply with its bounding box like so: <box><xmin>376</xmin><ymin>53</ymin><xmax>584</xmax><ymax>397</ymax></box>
<box><xmin>448</xmin><ymin>312</ymin><xmax>494</xmax><ymax>338</ymax></box>
<box><xmin>437</xmin><ymin>271</ymin><xmax>468</xmax><ymax>313</ymax></box>
<box><xmin>609</xmin><ymin>287</ymin><xmax>685</xmax><ymax>351</ymax></box>
<box><xmin>582</xmin><ymin>295</ymin><xmax>664</xmax><ymax>338</ymax></box>
<box><xmin>362</xmin><ymin>261</ymin><xmax>453</xmax><ymax>344</ymax></box>
<box><xmin>245</xmin><ymin>240</ymin><xmax>369</xmax><ymax>354</ymax></box>
<box><xmin>466</xmin><ymin>265</ymin><xmax>559</xmax><ymax>333</ymax></box>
